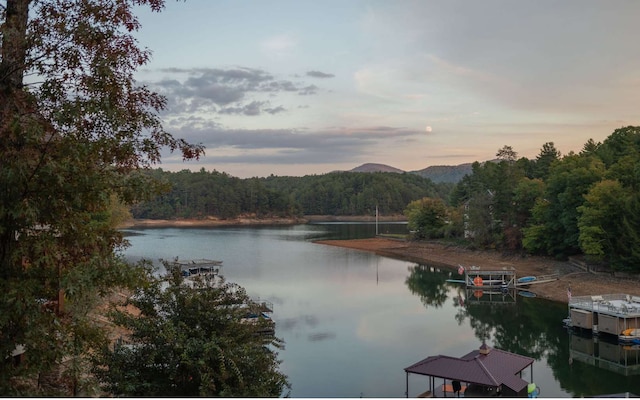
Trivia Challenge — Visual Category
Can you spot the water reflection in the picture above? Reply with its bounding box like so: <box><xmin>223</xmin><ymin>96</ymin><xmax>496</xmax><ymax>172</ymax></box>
<box><xmin>403</xmin><ymin>261</ymin><xmax>640</xmax><ymax>396</ymax></box>
<box><xmin>123</xmin><ymin>224</ymin><xmax>640</xmax><ymax>397</ymax></box>
<box><xmin>405</xmin><ymin>265</ymin><xmax>450</xmax><ymax>308</ymax></box>
<box><xmin>569</xmin><ymin>332</ymin><xmax>640</xmax><ymax>376</ymax></box>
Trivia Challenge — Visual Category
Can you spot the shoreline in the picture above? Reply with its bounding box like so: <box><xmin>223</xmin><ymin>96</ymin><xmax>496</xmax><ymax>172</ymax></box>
<box><xmin>118</xmin><ymin>219</ymin><xmax>640</xmax><ymax>304</ymax></box>
<box><xmin>119</xmin><ymin>215</ymin><xmax>407</xmax><ymax>229</ymax></box>
<box><xmin>314</xmin><ymin>238</ymin><xmax>640</xmax><ymax>305</ymax></box>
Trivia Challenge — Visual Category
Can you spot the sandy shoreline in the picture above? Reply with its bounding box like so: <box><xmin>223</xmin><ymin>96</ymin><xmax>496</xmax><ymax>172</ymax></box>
<box><xmin>314</xmin><ymin>238</ymin><xmax>640</xmax><ymax>304</ymax></box>
<box><xmin>119</xmin><ymin>215</ymin><xmax>406</xmax><ymax>229</ymax></box>
<box><xmin>119</xmin><ymin>217</ymin><xmax>307</xmax><ymax>228</ymax></box>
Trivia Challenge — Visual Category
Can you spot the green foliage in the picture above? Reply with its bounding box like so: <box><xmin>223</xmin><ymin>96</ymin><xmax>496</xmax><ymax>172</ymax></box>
<box><xmin>131</xmin><ymin>169</ymin><xmax>298</xmax><ymax>220</ymax></box>
<box><xmin>93</xmin><ymin>262</ymin><xmax>289</xmax><ymax>397</ymax></box>
<box><xmin>532</xmin><ymin>142</ymin><xmax>561</xmax><ymax>180</ymax></box>
<box><xmin>132</xmin><ymin>170</ymin><xmax>452</xmax><ymax>219</ymax></box>
<box><xmin>522</xmin><ymin>154</ymin><xmax>605</xmax><ymax>258</ymax></box>
<box><xmin>578</xmin><ymin>180</ymin><xmax>640</xmax><ymax>270</ymax></box>
<box><xmin>452</xmin><ymin>131</ymin><xmax>640</xmax><ymax>271</ymax></box>
<box><xmin>404</xmin><ymin>197</ymin><xmax>447</xmax><ymax>239</ymax></box>
<box><xmin>1</xmin><ymin>0</ymin><xmax>202</xmax><ymax>394</ymax></box>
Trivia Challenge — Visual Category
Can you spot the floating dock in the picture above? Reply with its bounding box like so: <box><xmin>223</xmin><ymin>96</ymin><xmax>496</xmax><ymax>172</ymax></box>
<box><xmin>458</xmin><ymin>265</ymin><xmax>558</xmax><ymax>289</ymax></box>
<box><xmin>566</xmin><ymin>294</ymin><xmax>640</xmax><ymax>342</ymax></box>
<box><xmin>463</xmin><ymin>266</ymin><xmax>517</xmax><ymax>288</ymax></box>
<box><xmin>174</xmin><ymin>258</ymin><xmax>222</xmax><ymax>276</ymax></box>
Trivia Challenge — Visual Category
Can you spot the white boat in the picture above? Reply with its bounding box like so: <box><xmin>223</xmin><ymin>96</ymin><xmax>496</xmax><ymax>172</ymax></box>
<box><xmin>517</xmin><ymin>276</ymin><xmax>537</xmax><ymax>284</ymax></box>
<box><xmin>619</xmin><ymin>328</ymin><xmax>640</xmax><ymax>342</ymax></box>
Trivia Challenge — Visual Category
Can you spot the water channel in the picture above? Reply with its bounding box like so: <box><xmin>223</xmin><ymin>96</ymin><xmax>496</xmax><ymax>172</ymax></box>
<box><xmin>121</xmin><ymin>223</ymin><xmax>640</xmax><ymax>397</ymax></box>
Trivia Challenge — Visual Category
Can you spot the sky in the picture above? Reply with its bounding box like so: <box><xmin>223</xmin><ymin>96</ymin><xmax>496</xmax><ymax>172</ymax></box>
<box><xmin>132</xmin><ymin>0</ymin><xmax>640</xmax><ymax>178</ymax></box>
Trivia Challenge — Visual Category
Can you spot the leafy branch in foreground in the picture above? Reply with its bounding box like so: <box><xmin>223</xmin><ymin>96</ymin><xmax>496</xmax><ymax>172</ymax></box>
<box><xmin>93</xmin><ymin>261</ymin><xmax>290</xmax><ymax>397</ymax></box>
<box><xmin>1</xmin><ymin>0</ymin><xmax>202</xmax><ymax>394</ymax></box>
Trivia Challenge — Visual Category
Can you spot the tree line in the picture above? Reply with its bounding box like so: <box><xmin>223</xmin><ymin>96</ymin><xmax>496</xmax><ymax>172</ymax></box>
<box><xmin>131</xmin><ymin>168</ymin><xmax>454</xmax><ymax>219</ymax></box>
<box><xmin>407</xmin><ymin>126</ymin><xmax>640</xmax><ymax>273</ymax></box>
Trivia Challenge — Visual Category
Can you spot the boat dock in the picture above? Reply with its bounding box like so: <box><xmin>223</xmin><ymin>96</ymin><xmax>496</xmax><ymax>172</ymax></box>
<box><xmin>463</xmin><ymin>266</ymin><xmax>517</xmax><ymax>288</ymax></box>
<box><xmin>461</xmin><ymin>265</ymin><xmax>558</xmax><ymax>289</ymax></box>
<box><xmin>566</xmin><ymin>294</ymin><xmax>640</xmax><ymax>342</ymax></box>
<box><xmin>404</xmin><ymin>343</ymin><xmax>538</xmax><ymax>398</ymax></box>
<box><xmin>174</xmin><ymin>258</ymin><xmax>223</xmax><ymax>276</ymax></box>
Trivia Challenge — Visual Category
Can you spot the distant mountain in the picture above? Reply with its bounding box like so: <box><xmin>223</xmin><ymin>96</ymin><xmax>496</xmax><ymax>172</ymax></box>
<box><xmin>346</xmin><ymin>162</ymin><xmax>473</xmax><ymax>183</ymax></box>
<box><xmin>410</xmin><ymin>163</ymin><xmax>474</xmax><ymax>183</ymax></box>
<box><xmin>347</xmin><ymin>163</ymin><xmax>405</xmax><ymax>173</ymax></box>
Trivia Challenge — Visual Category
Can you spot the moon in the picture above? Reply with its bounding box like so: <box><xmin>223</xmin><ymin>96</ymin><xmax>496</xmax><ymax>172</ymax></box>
<box><xmin>425</xmin><ymin>125</ymin><xmax>432</xmax><ymax>133</ymax></box>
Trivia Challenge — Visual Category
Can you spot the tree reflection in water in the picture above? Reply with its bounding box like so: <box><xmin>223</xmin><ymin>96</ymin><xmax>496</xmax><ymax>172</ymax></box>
<box><xmin>404</xmin><ymin>263</ymin><xmax>640</xmax><ymax>396</ymax></box>
<box><xmin>405</xmin><ymin>264</ymin><xmax>450</xmax><ymax>308</ymax></box>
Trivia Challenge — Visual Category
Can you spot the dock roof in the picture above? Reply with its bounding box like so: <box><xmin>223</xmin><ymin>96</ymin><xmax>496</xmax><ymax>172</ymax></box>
<box><xmin>404</xmin><ymin>345</ymin><xmax>534</xmax><ymax>393</ymax></box>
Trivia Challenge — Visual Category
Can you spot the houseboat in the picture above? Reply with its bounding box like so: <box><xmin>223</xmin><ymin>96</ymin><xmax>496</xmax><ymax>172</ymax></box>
<box><xmin>174</xmin><ymin>258</ymin><xmax>223</xmax><ymax>288</ymax></box>
<box><xmin>565</xmin><ymin>294</ymin><xmax>640</xmax><ymax>343</ymax></box>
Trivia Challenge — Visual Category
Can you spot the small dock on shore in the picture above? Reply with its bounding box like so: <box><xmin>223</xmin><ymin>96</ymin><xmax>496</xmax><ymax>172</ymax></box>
<box><xmin>457</xmin><ymin>265</ymin><xmax>558</xmax><ymax>290</ymax></box>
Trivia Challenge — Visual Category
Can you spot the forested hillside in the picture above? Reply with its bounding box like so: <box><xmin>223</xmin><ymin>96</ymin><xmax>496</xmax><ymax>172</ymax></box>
<box><xmin>262</xmin><ymin>172</ymin><xmax>452</xmax><ymax>215</ymax></box>
<box><xmin>131</xmin><ymin>169</ymin><xmax>453</xmax><ymax>219</ymax></box>
<box><xmin>445</xmin><ymin>126</ymin><xmax>640</xmax><ymax>272</ymax></box>
<box><xmin>132</xmin><ymin>126</ymin><xmax>640</xmax><ymax>272</ymax></box>
<box><xmin>131</xmin><ymin>169</ymin><xmax>298</xmax><ymax>219</ymax></box>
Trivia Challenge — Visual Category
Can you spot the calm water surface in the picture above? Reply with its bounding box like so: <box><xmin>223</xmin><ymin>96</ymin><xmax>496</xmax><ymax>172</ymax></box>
<box><xmin>122</xmin><ymin>223</ymin><xmax>640</xmax><ymax>398</ymax></box>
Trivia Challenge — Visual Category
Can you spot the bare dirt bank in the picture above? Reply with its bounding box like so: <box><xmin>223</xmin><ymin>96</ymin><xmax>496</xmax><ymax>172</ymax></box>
<box><xmin>119</xmin><ymin>215</ymin><xmax>406</xmax><ymax>229</ymax></box>
<box><xmin>119</xmin><ymin>217</ymin><xmax>307</xmax><ymax>229</ymax></box>
<box><xmin>314</xmin><ymin>238</ymin><xmax>640</xmax><ymax>304</ymax></box>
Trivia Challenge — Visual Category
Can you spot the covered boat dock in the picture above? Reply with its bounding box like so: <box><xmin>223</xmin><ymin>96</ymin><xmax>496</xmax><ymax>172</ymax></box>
<box><xmin>404</xmin><ymin>343</ymin><xmax>536</xmax><ymax>397</ymax></box>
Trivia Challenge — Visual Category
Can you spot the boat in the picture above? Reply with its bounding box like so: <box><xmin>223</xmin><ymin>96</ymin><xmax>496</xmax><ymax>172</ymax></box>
<box><xmin>240</xmin><ymin>310</ymin><xmax>275</xmax><ymax>335</ymax></box>
<box><xmin>517</xmin><ymin>276</ymin><xmax>537</xmax><ymax>284</ymax></box>
<box><xmin>518</xmin><ymin>290</ymin><xmax>537</xmax><ymax>298</ymax></box>
<box><xmin>565</xmin><ymin>294</ymin><xmax>640</xmax><ymax>342</ymax></box>
<box><xmin>620</xmin><ymin>328</ymin><xmax>640</xmax><ymax>343</ymax></box>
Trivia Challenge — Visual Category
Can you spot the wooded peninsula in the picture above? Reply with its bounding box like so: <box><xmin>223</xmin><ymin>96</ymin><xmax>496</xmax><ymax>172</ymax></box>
<box><xmin>131</xmin><ymin>126</ymin><xmax>640</xmax><ymax>275</ymax></box>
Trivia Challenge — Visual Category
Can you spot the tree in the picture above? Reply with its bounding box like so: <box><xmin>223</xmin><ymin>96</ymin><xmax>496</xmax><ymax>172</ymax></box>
<box><xmin>93</xmin><ymin>262</ymin><xmax>290</xmax><ymax>397</ymax></box>
<box><xmin>1</xmin><ymin>0</ymin><xmax>203</xmax><ymax>394</ymax></box>
<box><xmin>577</xmin><ymin>180</ymin><xmax>626</xmax><ymax>260</ymax></box>
<box><xmin>578</xmin><ymin>180</ymin><xmax>640</xmax><ymax>272</ymax></box>
<box><xmin>532</xmin><ymin>142</ymin><xmax>560</xmax><ymax>180</ymax></box>
<box><xmin>496</xmin><ymin>145</ymin><xmax>518</xmax><ymax>163</ymax></box>
<box><xmin>404</xmin><ymin>197</ymin><xmax>447</xmax><ymax>239</ymax></box>
<box><xmin>523</xmin><ymin>154</ymin><xmax>604</xmax><ymax>258</ymax></box>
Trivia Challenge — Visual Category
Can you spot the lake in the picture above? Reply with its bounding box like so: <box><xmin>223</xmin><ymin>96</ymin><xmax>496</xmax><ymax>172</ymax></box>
<box><xmin>121</xmin><ymin>223</ymin><xmax>640</xmax><ymax>398</ymax></box>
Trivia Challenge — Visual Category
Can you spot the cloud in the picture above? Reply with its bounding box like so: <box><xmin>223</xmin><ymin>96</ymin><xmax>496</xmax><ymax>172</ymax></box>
<box><xmin>307</xmin><ymin>70</ymin><xmax>335</xmax><ymax>79</ymax></box>
<box><xmin>165</xmin><ymin>120</ymin><xmax>425</xmax><ymax>166</ymax></box>
<box><xmin>219</xmin><ymin>100</ymin><xmax>266</xmax><ymax>116</ymax></box>
<box><xmin>150</xmin><ymin>67</ymin><xmax>321</xmax><ymax>116</ymax></box>
<box><xmin>265</xmin><ymin>105</ymin><xmax>286</xmax><ymax>115</ymax></box>
<box><xmin>298</xmin><ymin>85</ymin><xmax>319</xmax><ymax>96</ymax></box>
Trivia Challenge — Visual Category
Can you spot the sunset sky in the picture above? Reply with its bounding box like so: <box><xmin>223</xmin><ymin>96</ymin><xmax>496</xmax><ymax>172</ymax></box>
<box><xmin>133</xmin><ymin>0</ymin><xmax>640</xmax><ymax>178</ymax></box>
